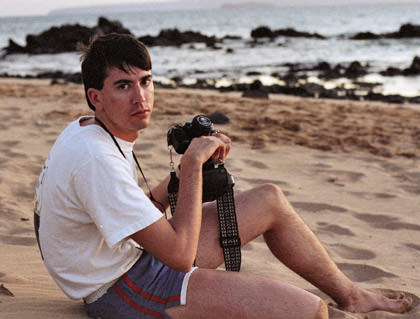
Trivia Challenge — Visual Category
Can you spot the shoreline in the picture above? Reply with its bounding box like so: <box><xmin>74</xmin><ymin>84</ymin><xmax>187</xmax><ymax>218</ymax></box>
<box><xmin>2</xmin><ymin>67</ymin><xmax>420</xmax><ymax>105</ymax></box>
<box><xmin>1</xmin><ymin>15</ymin><xmax>420</xmax><ymax>105</ymax></box>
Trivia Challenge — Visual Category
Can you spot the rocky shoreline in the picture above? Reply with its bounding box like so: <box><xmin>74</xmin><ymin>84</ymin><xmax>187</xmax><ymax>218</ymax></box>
<box><xmin>2</xmin><ymin>17</ymin><xmax>420</xmax><ymax>104</ymax></box>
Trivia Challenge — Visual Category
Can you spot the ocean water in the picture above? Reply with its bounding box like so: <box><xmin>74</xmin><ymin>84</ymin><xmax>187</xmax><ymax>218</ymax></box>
<box><xmin>1</xmin><ymin>2</ymin><xmax>420</xmax><ymax>96</ymax></box>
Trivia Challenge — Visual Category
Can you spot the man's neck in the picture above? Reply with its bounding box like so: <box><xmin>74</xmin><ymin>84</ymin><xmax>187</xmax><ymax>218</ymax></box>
<box><xmin>94</xmin><ymin>116</ymin><xmax>140</xmax><ymax>142</ymax></box>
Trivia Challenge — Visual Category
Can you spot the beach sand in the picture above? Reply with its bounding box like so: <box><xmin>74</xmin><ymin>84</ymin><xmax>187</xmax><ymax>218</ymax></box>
<box><xmin>0</xmin><ymin>78</ymin><xmax>419</xmax><ymax>318</ymax></box>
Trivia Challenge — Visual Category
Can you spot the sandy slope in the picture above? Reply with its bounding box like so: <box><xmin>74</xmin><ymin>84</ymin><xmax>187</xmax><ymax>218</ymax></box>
<box><xmin>0</xmin><ymin>78</ymin><xmax>419</xmax><ymax>318</ymax></box>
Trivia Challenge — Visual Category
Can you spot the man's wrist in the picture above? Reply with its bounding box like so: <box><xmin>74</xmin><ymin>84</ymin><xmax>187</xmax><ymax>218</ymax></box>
<box><xmin>180</xmin><ymin>155</ymin><xmax>202</xmax><ymax>175</ymax></box>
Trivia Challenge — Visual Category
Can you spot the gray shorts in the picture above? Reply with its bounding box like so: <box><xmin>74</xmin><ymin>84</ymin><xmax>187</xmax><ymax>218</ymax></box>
<box><xmin>84</xmin><ymin>252</ymin><xmax>196</xmax><ymax>319</ymax></box>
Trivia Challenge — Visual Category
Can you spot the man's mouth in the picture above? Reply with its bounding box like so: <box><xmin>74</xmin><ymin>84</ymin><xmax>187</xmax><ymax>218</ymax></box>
<box><xmin>131</xmin><ymin>109</ymin><xmax>150</xmax><ymax>117</ymax></box>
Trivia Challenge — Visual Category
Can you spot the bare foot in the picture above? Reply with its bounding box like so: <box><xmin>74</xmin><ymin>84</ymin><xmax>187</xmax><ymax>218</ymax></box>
<box><xmin>338</xmin><ymin>286</ymin><xmax>412</xmax><ymax>314</ymax></box>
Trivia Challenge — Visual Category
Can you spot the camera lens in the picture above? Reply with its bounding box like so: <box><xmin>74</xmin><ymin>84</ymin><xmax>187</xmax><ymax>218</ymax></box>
<box><xmin>191</xmin><ymin>115</ymin><xmax>213</xmax><ymax>136</ymax></box>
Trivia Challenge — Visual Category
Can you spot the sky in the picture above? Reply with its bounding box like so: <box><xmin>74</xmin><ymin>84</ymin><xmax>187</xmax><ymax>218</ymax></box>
<box><xmin>2</xmin><ymin>0</ymin><xmax>166</xmax><ymax>16</ymax></box>
<box><xmin>0</xmin><ymin>0</ymin><xmax>415</xmax><ymax>17</ymax></box>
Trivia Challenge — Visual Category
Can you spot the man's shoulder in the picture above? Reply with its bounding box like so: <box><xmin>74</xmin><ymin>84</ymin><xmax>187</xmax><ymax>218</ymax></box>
<box><xmin>53</xmin><ymin>118</ymin><xmax>116</xmax><ymax>161</ymax></box>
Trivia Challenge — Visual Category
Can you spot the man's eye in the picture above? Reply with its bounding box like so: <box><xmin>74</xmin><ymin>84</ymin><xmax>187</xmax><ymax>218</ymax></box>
<box><xmin>118</xmin><ymin>83</ymin><xmax>129</xmax><ymax>90</ymax></box>
<box><xmin>142</xmin><ymin>77</ymin><xmax>152</xmax><ymax>86</ymax></box>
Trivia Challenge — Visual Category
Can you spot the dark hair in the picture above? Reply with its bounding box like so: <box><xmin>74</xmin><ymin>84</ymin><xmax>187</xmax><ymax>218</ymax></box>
<box><xmin>79</xmin><ymin>33</ymin><xmax>152</xmax><ymax>111</ymax></box>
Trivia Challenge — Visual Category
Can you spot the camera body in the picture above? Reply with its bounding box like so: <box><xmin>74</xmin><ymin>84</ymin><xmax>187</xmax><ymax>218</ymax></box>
<box><xmin>167</xmin><ymin>115</ymin><xmax>234</xmax><ymax>203</ymax></box>
<box><xmin>167</xmin><ymin>115</ymin><xmax>215</xmax><ymax>154</ymax></box>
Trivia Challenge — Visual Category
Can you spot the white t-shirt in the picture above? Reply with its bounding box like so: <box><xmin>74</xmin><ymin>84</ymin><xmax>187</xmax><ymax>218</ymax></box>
<box><xmin>34</xmin><ymin>117</ymin><xmax>163</xmax><ymax>299</ymax></box>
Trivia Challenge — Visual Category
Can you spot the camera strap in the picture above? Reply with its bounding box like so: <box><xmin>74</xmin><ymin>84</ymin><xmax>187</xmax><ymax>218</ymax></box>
<box><xmin>168</xmin><ymin>166</ymin><xmax>241</xmax><ymax>272</ymax></box>
<box><xmin>94</xmin><ymin>117</ymin><xmax>165</xmax><ymax>212</ymax></box>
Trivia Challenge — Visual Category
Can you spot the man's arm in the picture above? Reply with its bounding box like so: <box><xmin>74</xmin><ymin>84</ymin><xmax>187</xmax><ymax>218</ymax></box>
<box><xmin>130</xmin><ymin>134</ymin><xmax>230</xmax><ymax>272</ymax></box>
<box><xmin>148</xmin><ymin>173</ymin><xmax>171</xmax><ymax>212</ymax></box>
<box><xmin>148</xmin><ymin>132</ymin><xmax>230</xmax><ymax>212</ymax></box>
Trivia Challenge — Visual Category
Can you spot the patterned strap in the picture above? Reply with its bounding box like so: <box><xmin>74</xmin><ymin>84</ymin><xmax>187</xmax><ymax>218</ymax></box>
<box><xmin>216</xmin><ymin>187</ymin><xmax>241</xmax><ymax>271</ymax></box>
<box><xmin>168</xmin><ymin>171</ymin><xmax>241</xmax><ymax>271</ymax></box>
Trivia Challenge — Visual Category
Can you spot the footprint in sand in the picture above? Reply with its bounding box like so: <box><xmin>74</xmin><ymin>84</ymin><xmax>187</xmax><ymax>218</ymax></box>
<box><xmin>0</xmin><ymin>140</ymin><xmax>20</xmax><ymax>148</ymax></box>
<box><xmin>312</xmin><ymin>167</ymin><xmax>366</xmax><ymax>184</ymax></box>
<box><xmin>13</xmin><ymin>184</ymin><xmax>35</xmax><ymax>200</ymax></box>
<box><xmin>400</xmin><ymin>184</ymin><xmax>420</xmax><ymax>195</ymax></box>
<box><xmin>326</xmin><ymin>170</ymin><xmax>366</xmax><ymax>183</ymax></box>
<box><xmin>241</xmin><ymin>159</ymin><xmax>268</xmax><ymax>169</ymax></box>
<box><xmin>2</xmin><ymin>149</ymin><xmax>25</xmax><ymax>159</ymax></box>
<box><xmin>241</xmin><ymin>177</ymin><xmax>289</xmax><ymax>187</ymax></box>
<box><xmin>291</xmin><ymin>201</ymin><xmax>348</xmax><ymax>213</ymax></box>
<box><xmin>317</xmin><ymin>222</ymin><xmax>356</xmax><ymax>237</ymax></box>
<box><xmin>387</xmin><ymin>170</ymin><xmax>420</xmax><ymax>195</ymax></box>
<box><xmin>349</xmin><ymin>191</ymin><xmax>397</xmax><ymax>200</ymax></box>
<box><xmin>42</xmin><ymin>110</ymin><xmax>73</xmax><ymax>120</ymax></box>
<box><xmin>0</xmin><ymin>234</ymin><xmax>36</xmax><ymax>246</ymax></box>
<box><xmin>404</xmin><ymin>243</ymin><xmax>420</xmax><ymax>252</ymax></box>
<box><xmin>330</xmin><ymin>243</ymin><xmax>376</xmax><ymax>260</ymax></box>
<box><xmin>337</xmin><ymin>263</ymin><xmax>396</xmax><ymax>282</ymax></box>
<box><xmin>354</xmin><ymin>213</ymin><xmax>420</xmax><ymax>231</ymax></box>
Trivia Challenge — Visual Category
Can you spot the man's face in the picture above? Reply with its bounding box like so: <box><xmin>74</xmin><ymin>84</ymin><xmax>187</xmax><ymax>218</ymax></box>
<box><xmin>89</xmin><ymin>65</ymin><xmax>154</xmax><ymax>141</ymax></box>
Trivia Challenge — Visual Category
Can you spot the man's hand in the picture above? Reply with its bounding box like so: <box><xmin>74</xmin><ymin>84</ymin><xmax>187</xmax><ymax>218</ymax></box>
<box><xmin>130</xmin><ymin>132</ymin><xmax>231</xmax><ymax>272</ymax></box>
<box><xmin>183</xmin><ymin>132</ymin><xmax>231</xmax><ymax>166</ymax></box>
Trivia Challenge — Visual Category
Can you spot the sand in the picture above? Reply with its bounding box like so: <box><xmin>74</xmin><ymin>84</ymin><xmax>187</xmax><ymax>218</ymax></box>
<box><xmin>0</xmin><ymin>78</ymin><xmax>419</xmax><ymax>318</ymax></box>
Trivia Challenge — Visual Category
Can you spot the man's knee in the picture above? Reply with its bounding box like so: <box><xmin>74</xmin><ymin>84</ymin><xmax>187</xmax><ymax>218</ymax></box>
<box><xmin>315</xmin><ymin>300</ymin><xmax>329</xmax><ymax>319</ymax></box>
<box><xmin>256</xmin><ymin>183</ymin><xmax>289</xmax><ymax>211</ymax></box>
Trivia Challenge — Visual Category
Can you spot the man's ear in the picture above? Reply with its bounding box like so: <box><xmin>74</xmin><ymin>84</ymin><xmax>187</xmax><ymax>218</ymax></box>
<box><xmin>87</xmin><ymin>88</ymin><xmax>103</xmax><ymax>111</ymax></box>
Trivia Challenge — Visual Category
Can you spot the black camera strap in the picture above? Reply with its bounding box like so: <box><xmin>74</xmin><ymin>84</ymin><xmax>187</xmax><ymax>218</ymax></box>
<box><xmin>168</xmin><ymin>165</ymin><xmax>241</xmax><ymax>272</ymax></box>
<box><xmin>216</xmin><ymin>182</ymin><xmax>241</xmax><ymax>272</ymax></box>
<box><xmin>94</xmin><ymin>117</ymin><xmax>164</xmax><ymax>209</ymax></box>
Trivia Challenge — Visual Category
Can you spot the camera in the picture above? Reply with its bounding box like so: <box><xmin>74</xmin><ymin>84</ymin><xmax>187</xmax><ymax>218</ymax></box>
<box><xmin>167</xmin><ymin>115</ymin><xmax>215</xmax><ymax>154</ymax></box>
<box><xmin>167</xmin><ymin>115</ymin><xmax>234</xmax><ymax>203</ymax></box>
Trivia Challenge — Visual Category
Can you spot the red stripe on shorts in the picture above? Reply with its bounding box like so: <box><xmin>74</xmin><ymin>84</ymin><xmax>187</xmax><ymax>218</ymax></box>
<box><xmin>113</xmin><ymin>285</ymin><xmax>164</xmax><ymax>319</ymax></box>
<box><xmin>122</xmin><ymin>274</ymin><xmax>181</xmax><ymax>304</ymax></box>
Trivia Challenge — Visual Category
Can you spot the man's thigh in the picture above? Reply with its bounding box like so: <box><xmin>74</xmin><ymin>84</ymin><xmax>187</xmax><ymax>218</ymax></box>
<box><xmin>195</xmin><ymin>184</ymin><xmax>280</xmax><ymax>268</ymax></box>
<box><xmin>166</xmin><ymin>268</ymin><xmax>324</xmax><ymax>319</ymax></box>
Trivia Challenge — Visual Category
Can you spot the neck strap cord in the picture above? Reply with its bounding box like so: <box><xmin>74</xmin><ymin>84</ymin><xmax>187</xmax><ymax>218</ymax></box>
<box><xmin>94</xmin><ymin>117</ymin><xmax>165</xmax><ymax>213</ymax></box>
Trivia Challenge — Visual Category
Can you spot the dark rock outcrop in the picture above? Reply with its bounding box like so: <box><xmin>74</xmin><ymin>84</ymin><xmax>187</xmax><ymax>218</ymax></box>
<box><xmin>2</xmin><ymin>17</ymin><xmax>133</xmax><ymax>55</ymax></box>
<box><xmin>207</xmin><ymin>111</ymin><xmax>230</xmax><ymax>124</ymax></box>
<box><xmin>345</xmin><ymin>61</ymin><xmax>368</xmax><ymax>78</ymax></box>
<box><xmin>403</xmin><ymin>56</ymin><xmax>420</xmax><ymax>75</ymax></box>
<box><xmin>251</xmin><ymin>25</ymin><xmax>326</xmax><ymax>40</ymax></box>
<box><xmin>251</xmin><ymin>26</ymin><xmax>276</xmax><ymax>39</ymax></box>
<box><xmin>138</xmin><ymin>28</ymin><xmax>217</xmax><ymax>47</ymax></box>
<box><xmin>351</xmin><ymin>23</ymin><xmax>420</xmax><ymax>40</ymax></box>
<box><xmin>380</xmin><ymin>56</ymin><xmax>420</xmax><ymax>76</ymax></box>
<box><xmin>390</xmin><ymin>23</ymin><xmax>420</xmax><ymax>38</ymax></box>
<box><xmin>242</xmin><ymin>80</ymin><xmax>269</xmax><ymax>99</ymax></box>
<box><xmin>350</xmin><ymin>31</ymin><xmax>381</xmax><ymax>40</ymax></box>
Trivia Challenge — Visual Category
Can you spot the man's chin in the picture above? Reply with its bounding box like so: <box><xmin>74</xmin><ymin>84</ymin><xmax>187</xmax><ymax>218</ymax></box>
<box><xmin>135</xmin><ymin>118</ymin><xmax>151</xmax><ymax>131</ymax></box>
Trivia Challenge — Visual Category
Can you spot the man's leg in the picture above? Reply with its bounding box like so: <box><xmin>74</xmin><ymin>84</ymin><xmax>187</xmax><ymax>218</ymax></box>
<box><xmin>166</xmin><ymin>268</ymin><xmax>328</xmax><ymax>319</ymax></box>
<box><xmin>192</xmin><ymin>184</ymin><xmax>411</xmax><ymax>313</ymax></box>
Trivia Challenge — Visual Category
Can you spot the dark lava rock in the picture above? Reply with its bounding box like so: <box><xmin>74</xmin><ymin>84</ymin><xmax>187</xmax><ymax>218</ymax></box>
<box><xmin>242</xmin><ymin>80</ymin><xmax>269</xmax><ymax>99</ymax></box>
<box><xmin>251</xmin><ymin>25</ymin><xmax>326</xmax><ymax>40</ymax></box>
<box><xmin>2</xmin><ymin>17</ymin><xmax>133</xmax><ymax>55</ymax></box>
<box><xmin>345</xmin><ymin>61</ymin><xmax>368</xmax><ymax>78</ymax></box>
<box><xmin>207</xmin><ymin>111</ymin><xmax>230</xmax><ymax>124</ymax></box>
<box><xmin>138</xmin><ymin>28</ymin><xmax>217</xmax><ymax>47</ymax></box>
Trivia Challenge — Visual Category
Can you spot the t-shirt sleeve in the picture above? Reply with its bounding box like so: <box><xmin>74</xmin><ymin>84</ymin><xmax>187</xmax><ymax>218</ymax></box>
<box><xmin>72</xmin><ymin>152</ymin><xmax>163</xmax><ymax>248</ymax></box>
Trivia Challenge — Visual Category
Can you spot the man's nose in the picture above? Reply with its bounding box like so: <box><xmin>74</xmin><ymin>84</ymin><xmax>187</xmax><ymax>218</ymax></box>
<box><xmin>132</xmin><ymin>84</ymin><xmax>146</xmax><ymax>104</ymax></box>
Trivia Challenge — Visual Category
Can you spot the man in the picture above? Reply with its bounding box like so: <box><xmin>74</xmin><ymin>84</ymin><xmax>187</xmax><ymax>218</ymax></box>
<box><xmin>34</xmin><ymin>33</ymin><xmax>412</xmax><ymax>319</ymax></box>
